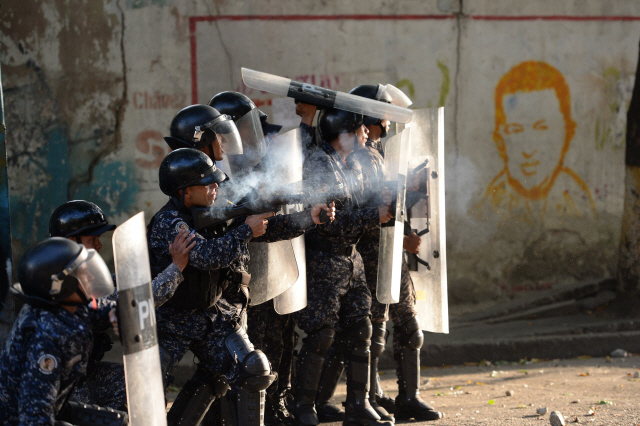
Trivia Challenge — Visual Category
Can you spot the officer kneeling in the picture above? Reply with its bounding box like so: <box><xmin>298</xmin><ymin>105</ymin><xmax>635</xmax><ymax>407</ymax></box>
<box><xmin>0</xmin><ymin>237</ymin><xmax>128</xmax><ymax>426</ymax></box>
<box><xmin>150</xmin><ymin>148</ymin><xmax>334</xmax><ymax>426</ymax></box>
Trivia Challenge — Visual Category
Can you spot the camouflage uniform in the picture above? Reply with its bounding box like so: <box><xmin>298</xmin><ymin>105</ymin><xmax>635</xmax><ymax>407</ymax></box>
<box><xmin>292</xmin><ymin>136</ymin><xmax>383</xmax><ymax>426</ymax></box>
<box><xmin>297</xmin><ymin>140</ymin><xmax>379</xmax><ymax>334</ymax></box>
<box><xmin>389</xmin><ymin>260</ymin><xmax>418</xmax><ymax>353</ymax></box>
<box><xmin>71</xmin><ymin>263</ymin><xmax>185</xmax><ymax>410</ymax></box>
<box><xmin>350</xmin><ymin>141</ymin><xmax>388</xmax><ymax>323</ymax></box>
<box><xmin>149</xmin><ymin>197</ymin><xmax>315</xmax><ymax>384</ymax></box>
<box><xmin>351</xmin><ymin>140</ymin><xmax>434</xmax><ymax>420</ymax></box>
<box><xmin>0</xmin><ymin>303</ymin><xmax>93</xmax><ymax>424</ymax></box>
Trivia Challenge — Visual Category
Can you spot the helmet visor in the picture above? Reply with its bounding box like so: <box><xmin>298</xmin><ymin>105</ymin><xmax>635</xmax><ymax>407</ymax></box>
<box><xmin>377</xmin><ymin>84</ymin><xmax>413</xmax><ymax>108</ymax></box>
<box><xmin>234</xmin><ymin>108</ymin><xmax>267</xmax><ymax>165</ymax></box>
<box><xmin>67</xmin><ymin>247</ymin><xmax>115</xmax><ymax>299</ymax></box>
<box><xmin>212</xmin><ymin>116</ymin><xmax>243</xmax><ymax>155</ymax></box>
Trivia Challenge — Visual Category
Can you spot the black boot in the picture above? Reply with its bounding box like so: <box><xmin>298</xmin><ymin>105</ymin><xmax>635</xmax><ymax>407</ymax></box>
<box><xmin>342</xmin><ymin>320</ymin><xmax>393</xmax><ymax>426</ymax></box>
<box><xmin>293</xmin><ymin>328</ymin><xmax>336</xmax><ymax>426</ymax></box>
<box><xmin>315</xmin><ymin>351</ymin><xmax>345</xmax><ymax>422</ymax></box>
<box><xmin>265</xmin><ymin>388</ymin><xmax>296</xmax><ymax>426</ymax></box>
<box><xmin>394</xmin><ymin>347</ymin><xmax>442</xmax><ymax>421</ymax></box>
<box><xmin>368</xmin><ymin>323</ymin><xmax>393</xmax><ymax>422</ymax></box>
<box><xmin>167</xmin><ymin>378</ymin><xmax>217</xmax><ymax>426</ymax></box>
<box><xmin>374</xmin><ymin>394</ymin><xmax>395</xmax><ymax>414</ymax></box>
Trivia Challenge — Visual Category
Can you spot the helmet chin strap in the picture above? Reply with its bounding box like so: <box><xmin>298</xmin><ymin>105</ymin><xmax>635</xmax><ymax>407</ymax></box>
<box><xmin>59</xmin><ymin>287</ymin><xmax>92</xmax><ymax>307</ymax></box>
<box><xmin>376</xmin><ymin>121</ymin><xmax>387</xmax><ymax>139</ymax></box>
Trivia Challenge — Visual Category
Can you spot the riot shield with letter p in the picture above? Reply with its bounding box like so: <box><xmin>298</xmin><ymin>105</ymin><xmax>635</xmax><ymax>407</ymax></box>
<box><xmin>113</xmin><ymin>212</ymin><xmax>167</xmax><ymax>426</ymax></box>
<box><xmin>376</xmin><ymin>127</ymin><xmax>411</xmax><ymax>304</ymax></box>
<box><xmin>248</xmin><ymin>128</ymin><xmax>306</xmax><ymax>309</ymax></box>
<box><xmin>405</xmin><ymin>108</ymin><xmax>448</xmax><ymax>333</ymax></box>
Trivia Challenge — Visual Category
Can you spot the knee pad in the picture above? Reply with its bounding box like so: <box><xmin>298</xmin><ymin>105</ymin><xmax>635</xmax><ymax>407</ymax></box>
<box><xmin>349</xmin><ymin>317</ymin><xmax>373</xmax><ymax>343</ymax></box>
<box><xmin>226</xmin><ymin>324</ymin><xmax>255</xmax><ymax>364</ymax></box>
<box><xmin>243</xmin><ymin>350</ymin><xmax>272</xmax><ymax>377</ymax></box>
<box><xmin>306</xmin><ymin>327</ymin><xmax>335</xmax><ymax>355</ymax></box>
<box><xmin>398</xmin><ymin>316</ymin><xmax>423</xmax><ymax>350</ymax></box>
<box><xmin>370</xmin><ymin>322</ymin><xmax>387</xmax><ymax>358</ymax></box>
<box><xmin>241</xmin><ymin>350</ymin><xmax>275</xmax><ymax>392</ymax></box>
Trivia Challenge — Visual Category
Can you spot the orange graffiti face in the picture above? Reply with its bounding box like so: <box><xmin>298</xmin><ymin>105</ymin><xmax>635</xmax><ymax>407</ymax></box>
<box><xmin>500</xmin><ymin>89</ymin><xmax>565</xmax><ymax>190</ymax></box>
<box><xmin>493</xmin><ymin>61</ymin><xmax>576</xmax><ymax>200</ymax></box>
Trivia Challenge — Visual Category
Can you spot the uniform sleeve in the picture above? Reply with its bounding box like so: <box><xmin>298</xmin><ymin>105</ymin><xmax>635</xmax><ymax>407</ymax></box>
<box><xmin>358</xmin><ymin>154</ymin><xmax>384</xmax><ymax>207</ymax></box>
<box><xmin>87</xmin><ymin>298</ymin><xmax>116</xmax><ymax>333</ymax></box>
<box><xmin>304</xmin><ymin>151</ymin><xmax>379</xmax><ymax>236</ymax></box>
<box><xmin>303</xmin><ymin>152</ymin><xmax>345</xmax><ymax>206</ymax></box>
<box><xmin>323</xmin><ymin>206</ymin><xmax>379</xmax><ymax>236</ymax></box>
<box><xmin>299</xmin><ymin>123</ymin><xmax>316</xmax><ymax>159</ymax></box>
<box><xmin>253</xmin><ymin>210</ymin><xmax>315</xmax><ymax>243</ymax></box>
<box><xmin>18</xmin><ymin>336</ymin><xmax>62</xmax><ymax>426</ymax></box>
<box><xmin>150</xmin><ymin>211</ymin><xmax>253</xmax><ymax>271</ymax></box>
<box><xmin>151</xmin><ymin>263</ymin><xmax>184</xmax><ymax>307</ymax></box>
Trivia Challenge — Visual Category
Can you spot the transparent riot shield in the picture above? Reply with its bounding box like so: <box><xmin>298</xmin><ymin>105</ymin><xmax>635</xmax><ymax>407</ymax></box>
<box><xmin>405</xmin><ymin>108</ymin><xmax>448</xmax><ymax>333</ymax></box>
<box><xmin>112</xmin><ymin>213</ymin><xmax>167</xmax><ymax>426</ymax></box>
<box><xmin>248</xmin><ymin>128</ymin><xmax>306</xmax><ymax>309</ymax></box>
<box><xmin>248</xmin><ymin>239</ymin><xmax>298</xmax><ymax>306</ymax></box>
<box><xmin>274</xmin><ymin>204</ymin><xmax>307</xmax><ymax>315</ymax></box>
<box><xmin>228</xmin><ymin>108</ymin><xmax>267</xmax><ymax>175</ymax></box>
<box><xmin>376</xmin><ymin>127</ymin><xmax>411</xmax><ymax>304</ymax></box>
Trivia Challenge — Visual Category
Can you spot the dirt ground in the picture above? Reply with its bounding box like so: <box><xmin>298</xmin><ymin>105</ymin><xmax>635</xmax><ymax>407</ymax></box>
<box><xmin>323</xmin><ymin>355</ymin><xmax>640</xmax><ymax>426</ymax></box>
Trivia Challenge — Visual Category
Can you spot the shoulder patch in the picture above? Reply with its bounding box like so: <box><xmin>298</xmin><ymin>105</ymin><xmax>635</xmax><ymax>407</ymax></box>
<box><xmin>174</xmin><ymin>221</ymin><xmax>190</xmax><ymax>234</ymax></box>
<box><xmin>38</xmin><ymin>354</ymin><xmax>58</xmax><ymax>374</ymax></box>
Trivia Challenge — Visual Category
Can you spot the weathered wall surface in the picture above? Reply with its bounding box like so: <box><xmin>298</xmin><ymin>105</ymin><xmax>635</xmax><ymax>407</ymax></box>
<box><xmin>1</xmin><ymin>0</ymin><xmax>639</xmax><ymax>311</ymax></box>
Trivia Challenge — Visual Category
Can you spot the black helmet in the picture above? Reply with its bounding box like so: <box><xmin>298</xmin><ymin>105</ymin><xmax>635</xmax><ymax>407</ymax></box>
<box><xmin>349</xmin><ymin>84</ymin><xmax>390</xmax><ymax>126</ymax></box>
<box><xmin>159</xmin><ymin>148</ymin><xmax>226</xmax><ymax>196</ymax></box>
<box><xmin>12</xmin><ymin>237</ymin><xmax>115</xmax><ymax>307</ymax></box>
<box><xmin>349</xmin><ymin>84</ymin><xmax>413</xmax><ymax>126</ymax></box>
<box><xmin>13</xmin><ymin>238</ymin><xmax>83</xmax><ymax>305</ymax></box>
<box><xmin>164</xmin><ymin>105</ymin><xmax>243</xmax><ymax>154</ymax></box>
<box><xmin>208</xmin><ymin>92</ymin><xmax>257</xmax><ymax>122</ymax></box>
<box><xmin>209</xmin><ymin>91</ymin><xmax>282</xmax><ymax>136</ymax></box>
<box><xmin>49</xmin><ymin>200</ymin><xmax>116</xmax><ymax>238</ymax></box>
<box><xmin>317</xmin><ymin>108</ymin><xmax>363</xmax><ymax>142</ymax></box>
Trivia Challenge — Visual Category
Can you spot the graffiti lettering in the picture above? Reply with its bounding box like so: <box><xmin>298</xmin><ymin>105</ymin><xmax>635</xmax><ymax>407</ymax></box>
<box><xmin>133</xmin><ymin>91</ymin><xmax>187</xmax><ymax>110</ymax></box>
<box><xmin>135</xmin><ymin>130</ymin><xmax>167</xmax><ymax>169</ymax></box>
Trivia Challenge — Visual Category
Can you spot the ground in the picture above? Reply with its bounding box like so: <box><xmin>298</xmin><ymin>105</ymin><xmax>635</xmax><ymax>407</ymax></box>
<box><xmin>366</xmin><ymin>356</ymin><xmax>640</xmax><ymax>425</ymax></box>
<box><xmin>166</xmin><ymin>355</ymin><xmax>640</xmax><ymax>426</ymax></box>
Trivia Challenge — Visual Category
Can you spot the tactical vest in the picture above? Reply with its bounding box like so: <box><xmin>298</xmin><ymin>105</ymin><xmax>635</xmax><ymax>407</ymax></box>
<box><xmin>148</xmin><ymin>199</ymin><xmax>229</xmax><ymax>310</ymax></box>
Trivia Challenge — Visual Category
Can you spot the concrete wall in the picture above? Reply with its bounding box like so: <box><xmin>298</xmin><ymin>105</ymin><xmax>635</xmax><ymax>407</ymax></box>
<box><xmin>1</xmin><ymin>0</ymin><xmax>639</xmax><ymax>309</ymax></box>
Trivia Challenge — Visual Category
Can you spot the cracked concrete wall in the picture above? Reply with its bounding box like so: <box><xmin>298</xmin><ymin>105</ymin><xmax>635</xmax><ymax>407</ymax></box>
<box><xmin>1</xmin><ymin>0</ymin><xmax>639</xmax><ymax>317</ymax></box>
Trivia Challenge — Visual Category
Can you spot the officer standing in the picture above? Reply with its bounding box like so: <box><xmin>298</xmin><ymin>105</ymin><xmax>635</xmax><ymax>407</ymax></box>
<box><xmin>150</xmin><ymin>147</ymin><xmax>333</xmax><ymax>426</ymax></box>
<box><xmin>0</xmin><ymin>237</ymin><xmax>126</xmax><ymax>425</ymax></box>
<box><xmin>349</xmin><ymin>85</ymin><xmax>443</xmax><ymax>422</ymax></box>
<box><xmin>208</xmin><ymin>91</ymin><xmax>301</xmax><ymax>426</ymax></box>
<box><xmin>294</xmin><ymin>107</ymin><xmax>394</xmax><ymax>426</ymax></box>
<box><xmin>47</xmin><ymin>200</ymin><xmax>195</xmax><ymax>411</ymax></box>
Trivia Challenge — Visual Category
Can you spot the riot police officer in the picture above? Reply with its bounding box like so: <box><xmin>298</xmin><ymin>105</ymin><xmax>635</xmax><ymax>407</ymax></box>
<box><xmin>150</xmin><ymin>147</ymin><xmax>333</xmax><ymax>426</ymax></box>
<box><xmin>209</xmin><ymin>91</ymin><xmax>300</xmax><ymax>426</ymax></box>
<box><xmin>316</xmin><ymin>85</ymin><xmax>443</xmax><ymax>422</ymax></box>
<box><xmin>294</xmin><ymin>107</ymin><xmax>394</xmax><ymax>426</ymax></box>
<box><xmin>0</xmin><ymin>237</ymin><xmax>127</xmax><ymax>425</ymax></box>
<box><xmin>48</xmin><ymin>200</ymin><xmax>195</xmax><ymax>411</ymax></box>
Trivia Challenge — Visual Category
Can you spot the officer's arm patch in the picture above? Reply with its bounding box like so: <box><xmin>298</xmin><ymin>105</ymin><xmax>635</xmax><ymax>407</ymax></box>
<box><xmin>37</xmin><ymin>354</ymin><xmax>58</xmax><ymax>375</ymax></box>
<box><xmin>174</xmin><ymin>221</ymin><xmax>190</xmax><ymax>234</ymax></box>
